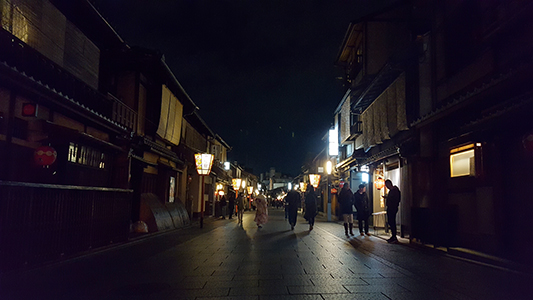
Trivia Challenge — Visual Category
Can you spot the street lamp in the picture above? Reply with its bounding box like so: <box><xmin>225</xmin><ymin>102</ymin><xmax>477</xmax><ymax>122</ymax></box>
<box><xmin>195</xmin><ymin>153</ymin><xmax>214</xmax><ymax>228</ymax></box>
<box><xmin>232</xmin><ymin>178</ymin><xmax>242</xmax><ymax>192</ymax></box>
<box><xmin>326</xmin><ymin>161</ymin><xmax>332</xmax><ymax>222</ymax></box>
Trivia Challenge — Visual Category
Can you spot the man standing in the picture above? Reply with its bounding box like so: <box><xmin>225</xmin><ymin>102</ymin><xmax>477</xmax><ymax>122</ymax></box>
<box><xmin>384</xmin><ymin>179</ymin><xmax>401</xmax><ymax>243</ymax></box>
<box><xmin>338</xmin><ymin>182</ymin><xmax>355</xmax><ymax>236</ymax></box>
<box><xmin>285</xmin><ymin>189</ymin><xmax>301</xmax><ymax>230</ymax></box>
<box><xmin>354</xmin><ymin>184</ymin><xmax>371</xmax><ymax>236</ymax></box>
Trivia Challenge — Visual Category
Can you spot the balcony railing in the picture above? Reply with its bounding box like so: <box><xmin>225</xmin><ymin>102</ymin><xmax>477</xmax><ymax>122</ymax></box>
<box><xmin>109</xmin><ymin>93</ymin><xmax>137</xmax><ymax>132</ymax></box>
<box><xmin>0</xmin><ymin>181</ymin><xmax>132</xmax><ymax>271</ymax></box>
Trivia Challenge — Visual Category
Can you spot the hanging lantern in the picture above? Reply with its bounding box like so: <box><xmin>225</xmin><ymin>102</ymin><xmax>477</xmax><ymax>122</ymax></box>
<box><xmin>232</xmin><ymin>178</ymin><xmax>242</xmax><ymax>191</ymax></box>
<box><xmin>374</xmin><ymin>177</ymin><xmax>385</xmax><ymax>190</ymax></box>
<box><xmin>34</xmin><ymin>145</ymin><xmax>57</xmax><ymax>166</ymax></box>
<box><xmin>309</xmin><ymin>174</ymin><xmax>321</xmax><ymax>188</ymax></box>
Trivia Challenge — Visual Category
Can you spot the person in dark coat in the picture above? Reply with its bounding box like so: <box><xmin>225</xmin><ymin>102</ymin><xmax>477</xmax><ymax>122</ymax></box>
<box><xmin>228</xmin><ymin>191</ymin><xmax>235</xmax><ymax>219</ymax></box>
<box><xmin>304</xmin><ymin>185</ymin><xmax>318</xmax><ymax>231</ymax></box>
<box><xmin>338</xmin><ymin>182</ymin><xmax>355</xmax><ymax>236</ymax></box>
<box><xmin>354</xmin><ymin>184</ymin><xmax>371</xmax><ymax>236</ymax></box>
<box><xmin>285</xmin><ymin>189</ymin><xmax>301</xmax><ymax>230</ymax></box>
<box><xmin>384</xmin><ymin>179</ymin><xmax>401</xmax><ymax>243</ymax></box>
<box><xmin>220</xmin><ymin>195</ymin><xmax>227</xmax><ymax>219</ymax></box>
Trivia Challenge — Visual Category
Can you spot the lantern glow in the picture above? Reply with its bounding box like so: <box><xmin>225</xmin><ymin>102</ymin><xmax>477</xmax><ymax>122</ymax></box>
<box><xmin>374</xmin><ymin>177</ymin><xmax>385</xmax><ymax>190</ymax></box>
<box><xmin>309</xmin><ymin>174</ymin><xmax>321</xmax><ymax>188</ymax></box>
<box><xmin>232</xmin><ymin>178</ymin><xmax>242</xmax><ymax>191</ymax></box>
<box><xmin>194</xmin><ymin>153</ymin><xmax>214</xmax><ymax>175</ymax></box>
<box><xmin>247</xmin><ymin>186</ymin><xmax>253</xmax><ymax>195</ymax></box>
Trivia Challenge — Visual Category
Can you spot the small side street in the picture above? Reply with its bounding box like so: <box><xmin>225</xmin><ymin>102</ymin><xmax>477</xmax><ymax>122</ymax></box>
<box><xmin>1</xmin><ymin>209</ymin><xmax>531</xmax><ymax>300</ymax></box>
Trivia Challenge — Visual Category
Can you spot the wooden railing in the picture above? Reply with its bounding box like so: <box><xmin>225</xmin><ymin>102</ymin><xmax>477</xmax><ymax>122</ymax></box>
<box><xmin>0</xmin><ymin>181</ymin><xmax>133</xmax><ymax>271</ymax></box>
<box><xmin>109</xmin><ymin>93</ymin><xmax>137</xmax><ymax>132</ymax></box>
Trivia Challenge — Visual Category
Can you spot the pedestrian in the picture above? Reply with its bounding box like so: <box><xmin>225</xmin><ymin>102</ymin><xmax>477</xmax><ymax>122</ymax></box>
<box><xmin>304</xmin><ymin>184</ymin><xmax>318</xmax><ymax>231</ymax></box>
<box><xmin>254</xmin><ymin>194</ymin><xmax>268</xmax><ymax>228</ymax></box>
<box><xmin>338</xmin><ymin>182</ymin><xmax>355</xmax><ymax>236</ymax></box>
<box><xmin>354</xmin><ymin>184</ymin><xmax>371</xmax><ymax>236</ymax></box>
<box><xmin>236</xmin><ymin>192</ymin><xmax>245</xmax><ymax>224</ymax></box>
<box><xmin>384</xmin><ymin>179</ymin><xmax>401</xmax><ymax>243</ymax></box>
<box><xmin>285</xmin><ymin>189</ymin><xmax>301</xmax><ymax>230</ymax></box>
<box><xmin>228</xmin><ymin>191</ymin><xmax>235</xmax><ymax>219</ymax></box>
<box><xmin>220</xmin><ymin>195</ymin><xmax>227</xmax><ymax>219</ymax></box>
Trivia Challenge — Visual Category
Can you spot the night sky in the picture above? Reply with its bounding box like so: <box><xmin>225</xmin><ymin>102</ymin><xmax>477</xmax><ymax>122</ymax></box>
<box><xmin>92</xmin><ymin>0</ymin><xmax>397</xmax><ymax>176</ymax></box>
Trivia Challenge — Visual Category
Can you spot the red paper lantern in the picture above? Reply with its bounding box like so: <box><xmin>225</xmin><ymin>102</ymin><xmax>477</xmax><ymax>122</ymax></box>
<box><xmin>34</xmin><ymin>146</ymin><xmax>57</xmax><ymax>166</ymax></box>
<box><xmin>374</xmin><ymin>178</ymin><xmax>385</xmax><ymax>190</ymax></box>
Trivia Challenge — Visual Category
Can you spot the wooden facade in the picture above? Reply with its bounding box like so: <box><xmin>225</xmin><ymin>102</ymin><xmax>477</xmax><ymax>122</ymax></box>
<box><xmin>333</xmin><ymin>0</ymin><xmax>533</xmax><ymax>268</ymax></box>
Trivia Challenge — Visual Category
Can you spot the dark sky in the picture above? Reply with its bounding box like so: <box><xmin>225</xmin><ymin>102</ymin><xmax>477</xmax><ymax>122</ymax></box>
<box><xmin>92</xmin><ymin>0</ymin><xmax>396</xmax><ymax>176</ymax></box>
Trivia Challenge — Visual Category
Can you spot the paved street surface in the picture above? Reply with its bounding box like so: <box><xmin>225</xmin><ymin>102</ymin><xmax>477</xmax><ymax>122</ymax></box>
<box><xmin>1</xmin><ymin>209</ymin><xmax>532</xmax><ymax>300</ymax></box>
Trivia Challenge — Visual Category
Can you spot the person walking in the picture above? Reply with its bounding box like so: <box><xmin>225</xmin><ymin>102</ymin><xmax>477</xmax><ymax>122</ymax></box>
<box><xmin>285</xmin><ymin>189</ymin><xmax>301</xmax><ymax>230</ymax></box>
<box><xmin>338</xmin><ymin>182</ymin><xmax>355</xmax><ymax>236</ymax></box>
<box><xmin>228</xmin><ymin>191</ymin><xmax>235</xmax><ymax>219</ymax></box>
<box><xmin>220</xmin><ymin>195</ymin><xmax>227</xmax><ymax>219</ymax></box>
<box><xmin>354</xmin><ymin>184</ymin><xmax>371</xmax><ymax>236</ymax></box>
<box><xmin>236</xmin><ymin>192</ymin><xmax>245</xmax><ymax>225</ymax></box>
<box><xmin>304</xmin><ymin>185</ymin><xmax>318</xmax><ymax>231</ymax></box>
<box><xmin>384</xmin><ymin>179</ymin><xmax>401</xmax><ymax>243</ymax></box>
<box><xmin>254</xmin><ymin>194</ymin><xmax>268</xmax><ymax>228</ymax></box>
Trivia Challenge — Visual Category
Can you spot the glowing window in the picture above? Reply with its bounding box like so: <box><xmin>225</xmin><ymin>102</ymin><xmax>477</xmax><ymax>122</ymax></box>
<box><xmin>450</xmin><ymin>148</ymin><xmax>475</xmax><ymax>177</ymax></box>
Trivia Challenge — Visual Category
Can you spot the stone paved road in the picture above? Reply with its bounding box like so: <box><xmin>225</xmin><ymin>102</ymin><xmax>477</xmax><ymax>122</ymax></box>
<box><xmin>1</xmin><ymin>209</ymin><xmax>532</xmax><ymax>300</ymax></box>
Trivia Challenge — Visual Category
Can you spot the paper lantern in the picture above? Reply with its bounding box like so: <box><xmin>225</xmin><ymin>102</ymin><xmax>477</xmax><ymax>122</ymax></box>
<box><xmin>34</xmin><ymin>146</ymin><xmax>57</xmax><ymax>166</ymax></box>
<box><xmin>374</xmin><ymin>178</ymin><xmax>385</xmax><ymax>190</ymax></box>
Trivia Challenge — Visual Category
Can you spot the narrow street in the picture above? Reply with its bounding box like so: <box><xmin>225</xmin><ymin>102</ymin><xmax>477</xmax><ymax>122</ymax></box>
<box><xmin>1</xmin><ymin>209</ymin><xmax>531</xmax><ymax>300</ymax></box>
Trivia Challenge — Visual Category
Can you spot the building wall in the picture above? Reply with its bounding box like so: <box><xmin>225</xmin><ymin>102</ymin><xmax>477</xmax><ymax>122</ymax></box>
<box><xmin>0</xmin><ymin>0</ymin><xmax>99</xmax><ymax>88</ymax></box>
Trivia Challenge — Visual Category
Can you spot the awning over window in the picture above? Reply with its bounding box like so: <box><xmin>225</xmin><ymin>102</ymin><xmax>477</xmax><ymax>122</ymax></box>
<box><xmin>361</xmin><ymin>73</ymin><xmax>408</xmax><ymax>151</ymax></box>
<box><xmin>157</xmin><ymin>85</ymin><xmax>183</xmax><ymax>145</ymax></box>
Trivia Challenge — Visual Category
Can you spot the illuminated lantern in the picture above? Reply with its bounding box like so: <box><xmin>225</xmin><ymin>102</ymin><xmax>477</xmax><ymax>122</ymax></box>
<box><xmin>232</xmin><ymin>178</ymin><xmax>242</xmax><ymax>191</ymax></box>
<box><xmin>34</xmin><ymin>145</ymin><xmax>57</xmax><ymax>166</ymax></box>
<box><xmin>247</xmin><ymin>186</ymin><xmax>254</xmax><ymax>195</ymax></box>
<box><xmin>374</xmin><ymin>178</ymin><xmax>385</xmax><ymax>190</ymax></box>
<box><xmin>331</xmin><ymin>188</ymin><xmax>338</xmax><ymax>194</ymax></box>
<box><xmin>194</xmin><ymin>153</ymin><xmax>214</xmax><ymax>175</ymax></box>
<box><xmin>309</xmin><ymin>174</ymin><xmax>321</xmax><ymax>188</ymax></box>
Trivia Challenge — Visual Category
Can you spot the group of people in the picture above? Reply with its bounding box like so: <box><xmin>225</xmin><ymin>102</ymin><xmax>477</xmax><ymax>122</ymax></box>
<box><xmin>285</xmin><ymin>184</ymin><xmax>318</xmax><ymax>230</ymax></box>
<box><xmin>338</xmin><ymin>180</ymin><xmax>400</xmax><ymax>243</ymax></box>
<box><xmin>223</xmin><ymin>179</ymin><xmax>401</xmax><ymax>244</ymax></box>
<box><xmin>219</xmin><ymin>191</ymin><xmax>247</xmax><ymax>224</ymax></box>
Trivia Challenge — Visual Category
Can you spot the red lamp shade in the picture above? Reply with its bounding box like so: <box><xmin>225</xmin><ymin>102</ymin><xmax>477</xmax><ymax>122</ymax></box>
<box><xmin>374</xmin><ymin>178</ymin><xmax>385</xmax><ymax>190</ymax></box>
<box><xmin>22</xmin><ymin>103</ymin><xmax>38</xmax><ymax>117</ymax></box>
<box><xmin>34</xmin><ymin>146</ymin><xmax>57</xmax><ymax>166</ymax></box>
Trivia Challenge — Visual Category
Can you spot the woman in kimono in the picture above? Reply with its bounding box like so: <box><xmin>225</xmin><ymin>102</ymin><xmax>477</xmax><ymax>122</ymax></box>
<box><xmin>254</xmin><ymin>194</ymin><xmax>269</xmax><ymax>228</ymax></box>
